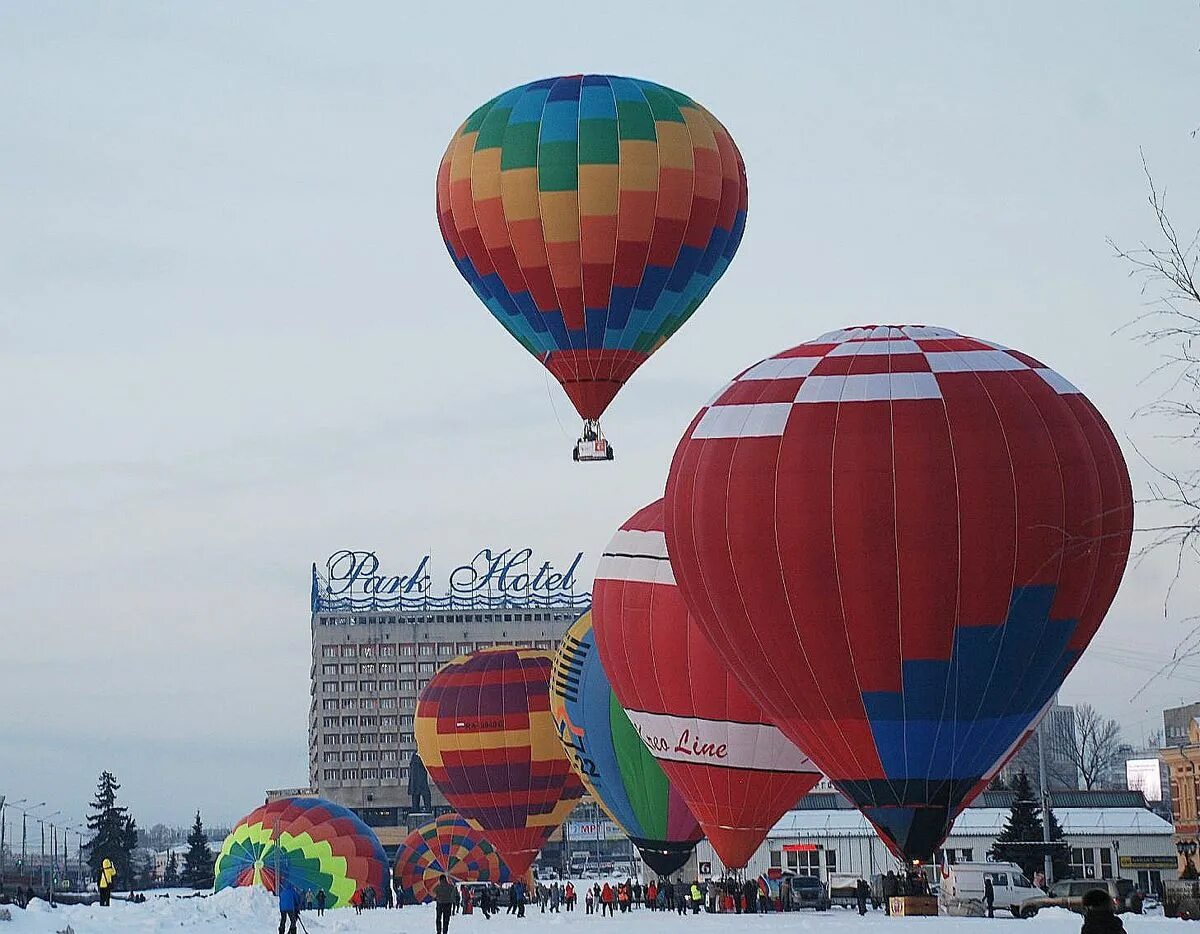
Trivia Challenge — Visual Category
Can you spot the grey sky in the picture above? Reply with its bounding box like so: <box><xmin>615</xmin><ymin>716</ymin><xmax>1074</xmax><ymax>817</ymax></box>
<box><xmin>3</xmin><ymin>2</ymin><xmax>1199</xmax><ymax>829</ymax></box>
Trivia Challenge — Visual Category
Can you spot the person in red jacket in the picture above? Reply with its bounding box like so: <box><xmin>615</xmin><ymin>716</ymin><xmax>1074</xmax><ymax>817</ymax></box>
<box><xmin>601</xmin><ymin>882</ymin><xmax>615</xmax><ymax>917</ymax></box>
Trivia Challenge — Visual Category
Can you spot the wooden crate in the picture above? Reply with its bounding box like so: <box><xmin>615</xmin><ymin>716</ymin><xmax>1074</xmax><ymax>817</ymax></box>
<box><xmin>889</xmin><ymin>895</ymin><xmax>939</xmax><ymax>917</ymax></box>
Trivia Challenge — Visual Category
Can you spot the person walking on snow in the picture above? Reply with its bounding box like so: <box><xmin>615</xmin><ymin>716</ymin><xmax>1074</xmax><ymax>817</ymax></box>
<box><xmin>277</xmin><ymin>879</ymin><xmax>301</xmax><ymax>934</ymax></box>
<box><xmin>984</xmin><ymin>876</ymin><xmax>995</xmax><ymax>919</ymax></box>
<box><xmin>433</xmin><ymin>874</ymin><xmax>456</xmax><ymax>934</ymax></box>
<box><xmin>315</xmin><ymin>888</ymin><xmax>326</xmax><ymax>917</ymax></box>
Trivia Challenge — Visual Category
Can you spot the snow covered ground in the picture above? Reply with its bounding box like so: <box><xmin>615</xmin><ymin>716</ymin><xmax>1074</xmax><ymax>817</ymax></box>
<box><xmin>0</xmin><ymin>888</ymin><xmax>1175</xmax><ymax>934</ymax></box>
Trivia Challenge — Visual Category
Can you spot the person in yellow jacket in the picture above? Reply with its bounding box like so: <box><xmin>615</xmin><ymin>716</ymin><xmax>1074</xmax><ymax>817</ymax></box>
<box><xmin>98</xmin><ymin>858</ymin><xmax>116</xmax><ymax>907</ymax></box>
<box><xmin>690</xmin><ymin>882</ymin><xmax>703</xmax><ymax>914</ymax></box>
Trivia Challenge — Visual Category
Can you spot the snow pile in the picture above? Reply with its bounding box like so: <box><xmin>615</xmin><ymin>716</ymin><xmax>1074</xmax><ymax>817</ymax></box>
<box><xmin>0</xmin><ymin>888</ymin><xmax>1176</xmax><ymax>932</ymax></box>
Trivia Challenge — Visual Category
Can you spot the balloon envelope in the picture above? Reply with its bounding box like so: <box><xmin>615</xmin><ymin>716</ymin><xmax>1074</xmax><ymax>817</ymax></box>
<box><xmin>593</xmin><ymin>500</ymin><xmax>823</xmax><ymax>869</ymax></box>
<box><xmin>664</xmin><ymin>324</ymin><xmax>1133</xmax><ymax>861</ymax></box>
<box><xmin>550</xmin><ymin>611</ymin><xmax>703</xmax><ymax>876</ymax></box>
<box><xmin>213</xmin><ymin>796</ymin><xmax>389</xmax><ymax>907</ymax></box>
<box><xmin>414</xmin><ymin>647</ymin><xmax>586</xmax><ymax>877</ymax></box>
<box><xmin>436</xmin><ymin>74</ymin><xmax>747</xmax><ymax>422</ymax></box>
<box><xmin>393</xmin><ymin>812</ymin><xmax>511</xmax><ymax>904</ymax></box>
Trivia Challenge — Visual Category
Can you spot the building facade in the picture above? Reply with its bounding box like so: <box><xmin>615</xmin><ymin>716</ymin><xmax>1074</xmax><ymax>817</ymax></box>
<box><xmin>998</xmin><ymin>696</ymin><xmax>1079</xmax><ymax>792</ymax></box>
<box><xmin>308</xmin><ymin>549</ymin><xmax>589</xmax><ymax>848</ymax></box>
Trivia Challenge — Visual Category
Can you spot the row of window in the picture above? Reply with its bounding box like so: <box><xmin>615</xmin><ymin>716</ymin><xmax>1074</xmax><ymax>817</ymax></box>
<box><xmin>320</xmin><ymin>699</ymin><xmax>415</xmax><ymax>717</ymax></box>
<box><xmin>322</xmin><ymin>733</ymin><xmax>405</xmax><ymax>747</ymax></box>
<box><xmin>321</xmin><ymin>750</ymin><xmax>412</xmax><ymax>764</ymax></box>
<box><xmin>322</xmin><ymin>768</ymin><xmax>405</xmax><ymax>781</ymax></box>
<box><xmin>320</xmin><ymin>640</ymin><xmax>556</xmax><ymax>660</ymax></box>
<box><xmin>319</xmin><ymin>662</ymin><xmax>438</xmax><ymax>676</ymax></box>
<box><xmin>319</xmin><ymin>680</ymin><xmax>428</xmax><ymax>694</ymax></box>
<box><xmin>319</xmin><ymin>613</ymin><xmax>576</xmax><ymax>627</ymax></box>
<box><xmin>319</xmin><ymin>715</ymin><xmax>411</xmax><ymax>733</ymax></box>
<box><xmin>767</xmin><ymin>848</ymin><xmax>837</xmax><ymax>877</ymax></box>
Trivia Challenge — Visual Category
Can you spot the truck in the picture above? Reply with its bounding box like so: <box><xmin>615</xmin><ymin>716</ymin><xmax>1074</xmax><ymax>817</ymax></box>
<box><xmin>938</xmin><ymin>862</ymin><xmax>1043</xmax><ymax>917</ymax></box>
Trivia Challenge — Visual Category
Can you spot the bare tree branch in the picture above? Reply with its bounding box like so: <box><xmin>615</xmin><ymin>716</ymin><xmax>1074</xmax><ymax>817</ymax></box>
<box><xmin>1050</xmin><ymin>703</ymin><xmax>1124</xmax><ymax>790</ymax></box>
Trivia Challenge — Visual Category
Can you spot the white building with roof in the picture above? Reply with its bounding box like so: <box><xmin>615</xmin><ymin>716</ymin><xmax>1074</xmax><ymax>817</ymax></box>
<box><xmin>688</xmin><ymin>790</ymin><xmax>1177</xmax><ymax>895</ymax></box>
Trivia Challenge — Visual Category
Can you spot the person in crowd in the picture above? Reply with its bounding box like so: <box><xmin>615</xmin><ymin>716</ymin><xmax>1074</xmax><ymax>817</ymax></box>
<box><xmin>756</xmin><ymin>882</ymin><xmax>771</xmax><ymax>914</ymax></box>
<box><xmin>315</xmin><ymin>888</ymin><xmax>327</xmax><ymax>917</ymax></box>
<box><xmin>780</xmin><ymin>877</ymin><xmax>793</xmax><ymax>912</ymax></box>
<box><xmin>550</xmin><ymin>881</ymin><xmax>562</xmax><ymax>913</ymax></box>
<box><xmin>1033</xmin><ymin>870</ymin><xmax>1047</xmax><ymax>892</ymax></box>
<box><xmin>97</xmin><ymin>858</ymin><xmax>116</xmax><ymax>907</ymax></box>
<box><xmin>706</xmin><ymin>880</ymin><xmax>718</xmax><ymax>913</ymax></box>
<box><xmin>1081</xmin><ymin>888</ymin><xmax>1124</xmax><ymax>933</ymax></box>
<box><xmin>618</xmin><ymin>879</ymin><xmax>630</xmax><ymax>913</ymax></box>
<box><xmin>633</xmin><ymin>881</ymin><xmax>642</xmax><ymax>907</ymax></box>
<box><xmin>565</xmin><ymin>880</ymin><xmax>576</xmax><ymax>911</ymax></box>
<box><xmin>674</xmin><ymin>877</ymin><xmax>688</xmax><ymax>915</ymax></box>
<box><xmin>600</xmin><ymin>881</ymin><xmax>614</xmax><ymax>916</ymax></box>
<box><xmin>856</xmin><ymin>878</ymin><xmax>869</xmax><ymax>916</ymax></box>
<box><xmin>462</xmin><ymin>886</ymin><xmax>474</xmax><ymax>915</ymax></box>
<box><xmin>277</xmin><ymin>879</ymin><xmax>301</xmax><ymax>934</ymax></box>
<box><xmin>585</xmin><ymin>884</ymin><xmax>595</xmax><ymax>915</ymax></box>
<box><xmin>742</xmin><ymin>878</ymin><xmax>758</xmax><ymax>914</ymax></box>
<box><xmin>1130</xmin><ymin>888</ymin><xmax>1145</xmax><ymax>914</ymax></box>
<box><xmin>646</xmin><ymin>879</ymin><xmax>658</xmax><ymax>910</ymax></box>
<box><xmin>514</xmin><ymin>879</ymin><xmax>527</xmax><ymax>918</ymax></box>
<box><xmin>984</xmin><ymin>875</ymin><xmax>995</xmax><ymax>919</ymax></box>
<box><xmin>351</xmin><ymin>888</ymin><xmax>362</xmax><ymax>915</ymax></box>
<box><xmin>538</xmin><ymin>882</ymin><xmax>549</xmax><ymax>913</ymax></box>
<box><xmin>883</xmin><ymin>870</ymin><xmax>897</xmax><ymax>915</ymax></box>
<box><xmin>690</xmin><ymin>880</ymin><xmax>704</xmax><ymax>913</ymax></box>
<box><xmin>433</xmin><ymin>874</ymin><xmax>456</xmax><ymax>934</ymax></box>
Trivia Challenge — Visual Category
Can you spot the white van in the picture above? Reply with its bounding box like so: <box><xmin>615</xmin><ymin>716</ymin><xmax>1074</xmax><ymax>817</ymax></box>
<box><xmin>939</xmin><ymin>862</ymin><xmax>1043</xmax><ymax>917</ymax></box>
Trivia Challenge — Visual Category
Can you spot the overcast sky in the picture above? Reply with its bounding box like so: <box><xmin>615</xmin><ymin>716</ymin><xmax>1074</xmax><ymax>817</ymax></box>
<box><xmin>3</xmin><ymin>2</ymin><xmax>1200</xmax><ymax>831</ymax></box>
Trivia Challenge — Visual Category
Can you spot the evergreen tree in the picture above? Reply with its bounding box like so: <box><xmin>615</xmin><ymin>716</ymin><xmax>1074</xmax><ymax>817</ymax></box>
<box><xmin>989</xmin><ymin>770</ymin><xmax>1069</xmax><ymax>880</ymax></box>
<box><xmin>181</xmin><ymin>811</ymin><xmax>214</xmax><ymax>889</ymax></box>
<box><xmin>85</xmin><ymin>771</ymin><xmax>137</xmax><ymax>886</ymax></box>
<box><xmin>164</xmin><ymin>850</ymin><xmax>179</xmax><ymax>887</ymax></box>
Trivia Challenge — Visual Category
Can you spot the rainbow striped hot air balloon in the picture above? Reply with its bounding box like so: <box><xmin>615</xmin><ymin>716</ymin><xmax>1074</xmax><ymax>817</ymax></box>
<box><xmin>414</xmin><ymin>647</ymin><xmax>585</xmax><ymax>878</ymax></box>
<box><xmin>393</xmin><ymin>812</ymin><xmax>511</xmax><ymax>904</ymax></box>
<box><xmin>550</xmin><ymin>612</ymin><xmax>703</xmax><ymax>876</ymax></box>
<box><xmin>213</xmin><ymin>796</ymin><xmax>389</xmax><ymax>908</ymax></box>
<box><xmin>437</xmin><ymin>74</ymin><xmax>747</xmax><ymax>459</ymax></box>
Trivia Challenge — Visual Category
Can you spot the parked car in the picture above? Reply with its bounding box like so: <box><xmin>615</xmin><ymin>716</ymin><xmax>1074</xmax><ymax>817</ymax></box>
<box><xmin>788</xmin><ymin>874</ymin><xmax>831</xmax><ymax>911</ymax></box>
<box><xmin>1018</xmin><ymin>878</ymin><xmax>1136</xmax><ymax>918</ymax></box>
<box><xmin>939</xmin><ymin>862</ymin><xmax>1043</xmax><ymax>917</ymax></box>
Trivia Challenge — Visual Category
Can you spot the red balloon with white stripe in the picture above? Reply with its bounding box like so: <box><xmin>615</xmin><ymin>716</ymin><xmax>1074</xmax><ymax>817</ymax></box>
<box><xmin>592</xmin><ymin>499</ymin><xmax>823</xmax><ymax>870</ymax></box>
<box><xmin>664</xmin><ymin>324</ymin><xmax>1133</xmax><ymax>862</ymax></box>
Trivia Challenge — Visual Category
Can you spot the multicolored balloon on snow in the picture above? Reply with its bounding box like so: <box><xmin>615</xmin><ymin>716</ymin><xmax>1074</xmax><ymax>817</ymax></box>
<box><xmin>550</xmin><ymin>611</ymin><xmax>703</xmax><ymax>876</ymax></box>
<box><xmin>664</xmin><ymin>324</ymin><xmax>1134</xmax><ymax>862</ymax></box>
<box><xmin>592</xmin><ymin>500</ymin><xmax>823</xmax><ymax>870</ymax></box>
<box><xmin>436</xmin><ymin>74</ymin><xmax>747</xmax><ymax>424</ymax></box>
<box><xmin>414</xmin><ymin>647</ymin><xmax>586</xmax><ymax>877</ymax></box>
<box><xmin>393</xmin><ymin>812</ymin><xmax>511</xmax><ymax>904</ymax></box>
<box><xmin>213</xmin><ymin>796</ymin><xmax>389</xmax><ymax>907</ymax></box>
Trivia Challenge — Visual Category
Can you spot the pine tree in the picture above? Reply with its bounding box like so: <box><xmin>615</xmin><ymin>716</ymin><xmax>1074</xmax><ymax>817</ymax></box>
<box><xmin>181</xmin><ymin>811</ymin><xmax>214</xmax><ymax>890</ymax></box>
<box><xmin>989</xmin><ymin>770</ymin><xmax>1069</xmax><ymax>880</ymax></box>
<box><xmin>85</xmin><ymin>771</ymin><xmax>137</xmax><ymax>886</ymax></box>
<box><xmin>164</xmin><ymin>850</ymin><xmax>179</xmax><ymax>887</ymax></box>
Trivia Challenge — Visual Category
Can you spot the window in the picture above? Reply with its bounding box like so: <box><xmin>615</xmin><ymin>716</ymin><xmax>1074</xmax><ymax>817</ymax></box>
<box><xmin>322</xmin><ymin>663</ymin><xmax>338</xmax><ymax>675</ymax></box>
<box><xmin>362</xmin><ymin>698</ymin><xmax>379</xmax><ymax>709</ymax></box>
<box><xmin>323</xmin><ymin>769</ymin><xmax>339</xmax><ymax>781</ymax></box>
<box><xmin>985</xmin><ymin>872</ymin><xmax>1009</xmax><ymax>887</ymax></box>
<box><xmin>825</xmin><ymin>850</ymin><xmax>836</xmax><ymax>874</ymax></box>
<box><xmin>342</xmin><ymin>733</ymin><xmax>358</xmax><ymax>744</ymax></box>
<box><xmin>401</xmin><ymin>697</ymin><xmax>416</xmax><ymax>708</ymax></box>
<box><xmin>362</xmin><ymin>768</ymin><xmax>379</xmax><ymax>780</ymax></box>
<box><xmin>785</xmin><ymin>848</ymin><xmax>820</xmax><ymax>877</ymax></box>
<box><xmin>418</xmin><ymin>662</ymin><xmax>436</xmax><ymax>673</ymax></box>
<box><xmin>323</xmin><ymin>716</ymin><xmax>338</xmax><ymax>728</ymax></box>
<box><xmin>323</xmin><ymin>751</ymin><xmax>339</xmax><ymax>763</ymax></box>
<box><xmin>399</xmin><ymin>645</ymin><xmax>415</xmax><ymax>657</ymax></box>
<box><xmin>438</xmin><ymin>643</ymin><xmax>455</xmax><ymax>655</ymax></box>
<box><xmin>381</xmin><ymin>698</ymin><xmax>398</xmax><ymax>709</ymax></box>
<box><xmin>381</xmin><ymin>768</ymin><xmax>398</xmax><ymax>780</ymax></box>
<box><xmin>1100</xmin><ymin>848</ymin><xmax>1113</xmax><ymax>879</ymax></box>
<box><xmin>322</xmin><ymin>646</ymin><xmax>338</xmax><ymax>658</ymax></box>
<box><xmin>418</xmin><ymin>644</ymin><xmax>434</xmax><ymax>656</ymax></box>
<box><xmin>535</xmin><ymin>640</ymin><xmax>552</xmax><ymax>650</ymax></box>
<box><xmin>340</xmin><ymin>663</ymin><xmax>357</xmax><ymax>675</ymax></box>
<box><xmin>381</xmin><ymin>715</ymin><xmax>398</xmax><ymax>727</ymax></box>
<box><xmin>769</xmin><ymin>851</ymin><xmax>782</xmax><ymax>869</ymax></box>
<box><xmin>382</xmin><ymin>750</ymin><xmax>398</xmax><ymax>762</ymax></box>
<box><xmin>342</xmin><ymin>716</ymin><xmax>359</xmax><ymax>727</ymax></box>
<box><xmin>341</xmin><ymin>768</ymin><xmax>359</xmax><ymax>781</ymax></box>
<box><xmin>322</xmin><ymin>681</ymin><xmax>338</xmax><ymax>693</ymax></box>
<box><xmin>322</xmin><ymin>700</ymin><xmax>338</xmax><ymax>710</ymax></box>
<box><xmin>342</xmin><ymin>751</ymin><xmax>359</xmax><ymax>762</ymax></box>
<box><xmin>359</xmin><ymin>680</ymin><xmax>377</xmax><ymax>693</ymax></box>
<box><xmin>400</xmin><ymin>768</ymin><xmax>409</xmax><ymax>780</ymax></box>
<box><xmin>360</xmin><ymin>663</ymin><xmax>376</xmax><ymax>675</ymax></box>
<box><xmin>418</xmin><ymin>679</ymin><xmax>429</xmax><ymax>692</ymax></box>
<box><xmin>400</xmin><ymin>732</ymin><xmax>414</xmax><ymax>743</ymax></box>
<box><xmin>339</xmin><ymin>698</ymin><xmax>356</xmax><ymax>709</ymax></box>
<box><xmin>400</xmin><ymin>715</ymin><xmax>414</xmax><ymax>726</ymax></box>
<box><xmin>476</xmin><ymin>642</ymin><xmax>494</xmax><ymax>650</ymax></box>
<box><xmin>457</xmin><ymin>643</ymin><xmax>473</xmax><ymax>654</ymax></box>
<box><xmin>381</xmin><ymin>732</ymin><xmax>397</xmax><ymax>744</ymax></box>
<box><xmin>340</xmin><ymin>645</ymin><xmax>357</xmax><ymax>657</ymax></box>
<box><xmin>380</xmin><ymin>663</ymin><xmax>397</xmax><ymax>674</ymax></box>
<box><xmin>361</xmin><ymin>644</ymin><xmax>375</xmax><ymax>658</ymax></box>
<box><xmin>379</xmin><ymin>645</ymin><xmax>396</xmax><ymax>657</ymax></box>
<box><xmin>400</xmin><ymin>662</ymin><xmax>416</xmax><ymax>674</ymax></box>
<box><xmin>361</xmin><ymin>733</ymin><xmax>379</xmax><ymax>745</ymax></box>
<box><xmin>325</xmin><ymin>735</ymin><xmax>340</xmax><ymax>747</ymax></box>
<box><xmin>400</xmin><ymin>680</ymin><xmax>417</xmax><ymax>692</ymax></box>
<box><xmin>341</xmin><ymin>680</ymin><xmax>356</xmax><ymax>693</ymax></box>
<box><xmin>380</xmin><ymin>680</ymin><xmax>397</xmax><ymax>692</ymax></box>
<box><xmin>362</xmin><ymin>750</ymin><xmax>380</xmax><ymax>762</ymax></box>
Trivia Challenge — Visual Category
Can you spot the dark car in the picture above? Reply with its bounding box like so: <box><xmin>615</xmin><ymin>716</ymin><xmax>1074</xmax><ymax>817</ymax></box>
<box><xmin>788</xmin><ymin>874</ymin><xmax>831</xmax><ymax>911</ymax></box>
<box><xmin>1018</xmin><ymin>878</ymin><xmax>1135</xmax><ymax>917</ymax></box>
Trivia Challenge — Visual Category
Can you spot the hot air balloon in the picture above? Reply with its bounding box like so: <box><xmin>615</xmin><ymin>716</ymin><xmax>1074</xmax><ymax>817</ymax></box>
<box><xmin>393</xmin><ymin>812</ymin><xmax>511</xmax><ymax>904</ymax></box>
<box><xmin>414</xmin><ymin>647</ymin><xmax>586</xmax><ymax>877</ymax></box>
<box><xmin>213</xmin><ymin>796</ymin><xmax>389</xmax><ymax>907</ymax></box>
<box><xmin>664</xmin><ymin>324</ymin><xmax>1134</xmax><ymax>863</ymax></box>
<box><xmin>592</xmin><ymin>500</ymin><xmax>823</xmax><ymax>870</ymax></box>
<box><xmin>550</xmin><ymin>611</ymin><xmax>704</xmax><ymax>876</ymax></box>
<box><xmin>436</xmin><ymin>74</ymin><xmax>747</xmax><ymax>462</ymax></box>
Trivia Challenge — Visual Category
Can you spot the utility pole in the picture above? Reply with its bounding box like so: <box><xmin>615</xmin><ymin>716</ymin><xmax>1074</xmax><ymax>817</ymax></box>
<box><xmin>0</xmin><ymin>796</ymin><xmax>6</xmax><ymax>885</ymax></box>
<box><xmin>1037</xmin><ymin>716</ymin><xmax>1053</xmax><ymax>885</ymax></box>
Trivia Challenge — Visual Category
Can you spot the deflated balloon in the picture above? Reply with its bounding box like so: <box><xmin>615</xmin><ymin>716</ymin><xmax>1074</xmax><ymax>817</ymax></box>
<box><xmin>664</xmin><ymin>324</ymin><xmax>1133</xmax><ymax>862</ymax></box>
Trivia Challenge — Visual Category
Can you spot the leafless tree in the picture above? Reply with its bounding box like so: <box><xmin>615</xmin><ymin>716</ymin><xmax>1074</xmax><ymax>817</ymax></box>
<box><xmin>1110</xmin><ymin>152</ymin><xmax>1200</xmax><ymax>673</ymax></box>
<box><xmin>1050</xmin><ymin>703</ymin><xmax>1124</xmax><ymax>790</ymax></box>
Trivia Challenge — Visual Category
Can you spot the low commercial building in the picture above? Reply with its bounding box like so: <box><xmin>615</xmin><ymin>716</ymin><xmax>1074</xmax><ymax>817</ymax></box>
<box><xmin>690</xmin><ymin>790</ymin><xmax>1176</xmax><ymax>895</ymax></box>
